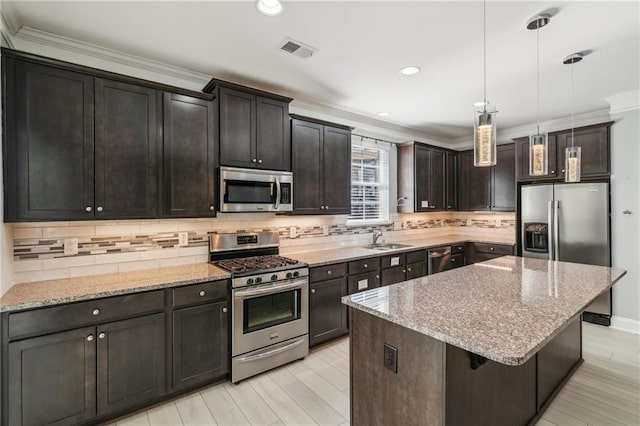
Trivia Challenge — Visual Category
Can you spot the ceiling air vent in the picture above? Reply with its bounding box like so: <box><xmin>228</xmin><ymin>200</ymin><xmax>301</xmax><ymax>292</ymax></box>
<box><xmin>279</xmin><ymin>38</ymin><xmax>318</xmax><ymax>59</ymax></box>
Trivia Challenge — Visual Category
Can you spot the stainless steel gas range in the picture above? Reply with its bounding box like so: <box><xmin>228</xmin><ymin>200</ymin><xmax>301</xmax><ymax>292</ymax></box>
<box><xmin>209</xmin><ymin>232</ymin><xmax>309</xmax><ymax>383</ymax></box>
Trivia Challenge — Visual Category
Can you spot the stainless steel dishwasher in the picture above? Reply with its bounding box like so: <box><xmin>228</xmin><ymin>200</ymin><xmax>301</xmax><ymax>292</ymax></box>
<box><xmin>428</xmin><ymin>246</ymin><xmax>452</xmax><ymax>275</ymax></box>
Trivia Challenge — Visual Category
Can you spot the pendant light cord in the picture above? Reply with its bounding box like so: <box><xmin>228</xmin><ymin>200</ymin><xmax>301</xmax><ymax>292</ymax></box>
<box><xmin>571</xmin><ymin>61</ymin><xmax>575</xmax><ymax>148</ymax></box>
<box><xmin>536</xmin><ymin>23</ymin><xmax>540</xmax><ymax>135</ymax></box>
<box><xmin>483</xmin><ymin>0</ymin><xmax>487</xmax><ymax>107</ymax></box>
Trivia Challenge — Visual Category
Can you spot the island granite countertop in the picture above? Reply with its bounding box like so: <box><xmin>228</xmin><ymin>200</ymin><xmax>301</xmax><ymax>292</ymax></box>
<box><xmin>342</xmin><ymin>256</ymin><xmax>626</xmax><ymax>366</ymax></box>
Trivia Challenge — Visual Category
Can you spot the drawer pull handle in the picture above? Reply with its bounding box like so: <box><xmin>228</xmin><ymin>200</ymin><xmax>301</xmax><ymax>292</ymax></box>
<box><xmin>199</xmin><ymin>291</ymin><xmax>206</xmax><ymax>297</ymax></box>
<box><xmin>364</xmin><ymin>264</ymin><xmax>368</xmax><ymax>268</ymax></box>
<box><xmin>98</xmin><ymin>332</ymin><xmax>106</xmax><ymax>339</ymax></box>
<box><xmin>375</xmin><ymin>275</ymin><xmax>380</xmax><ymax>279</ymax></box>
<box><xmin>85</xmin><ymin>206</ymin><xmax>92</xmax><ymax>212</ymax></box>
<box><xmin>402</xmin><ymin>269</ymin><xmax>406</xmax><ymax>273</ymax></box>
<box><xmin>407</xmin><ymin>268</ymin><xmax>411</xmax><ymax>272</ymax></box>
<box><xmin>92</xmin><ymin>309</ymin><xmax>100</xmax><ymax>316</ymax></box>
<box><xmin>311</xmin><ymin>288</ymin><xmax>316</xmax><ymax>294</ymax></box>
<box><xmin>222</xmin><ymin>307</ymin><xmax>228</xmax><ymax>313</ymax></box>
<box><xmin>97</xmin><ymin>206</ymin><xmax>103</xmax><ymax>212</ymax></box>
<box><xmin>490</xmin><ymin>247</ymin><xmax>494</xmax><ymax>251</ymax></box>
<box><xmin>87</xmin><ymin>335</ymin><xmax>94</xmax><ymax>342</ymax></box>
<box><xmin>327</xmin><ymin>270</ymin><xmax>332</xmax><ymax>275</ymax></box>
<box><xmin>209</xmin><ymin>205</ymin><xmax>215</xmax><ymax>211</ymax></box>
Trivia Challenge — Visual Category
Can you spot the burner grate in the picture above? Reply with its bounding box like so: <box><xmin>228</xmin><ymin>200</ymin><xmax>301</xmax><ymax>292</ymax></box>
<box><xmin>215</xmin><ymin>255</ymin><xmax>300</xmax><ymax>274</ymax></box>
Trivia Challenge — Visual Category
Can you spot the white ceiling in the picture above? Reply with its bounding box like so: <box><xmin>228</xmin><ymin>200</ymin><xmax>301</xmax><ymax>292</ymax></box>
<box><xmin>2</xmin><ymin>1</ymin><xmax>639</xmax><ymax>142</ymax></box>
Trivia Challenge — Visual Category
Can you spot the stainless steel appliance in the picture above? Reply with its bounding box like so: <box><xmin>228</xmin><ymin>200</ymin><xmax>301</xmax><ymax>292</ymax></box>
<box><xmin>428</xmin><ymin>246</ymin><xmax>452</xmax><ymax>275</ymax></box>
<box><xmin>219</xmin><ymin>167</ymin><xmax>293</xmax><ymax>212</ymax></box>
<box><xmin>521</xmin><ymin>182</ymin><xmax>611</xmax><ymax>325</ymax></box>
<box><xmin>209</xmin><ymin>232</ymin><xmax>308</xmax><ymax>383</ymax></box>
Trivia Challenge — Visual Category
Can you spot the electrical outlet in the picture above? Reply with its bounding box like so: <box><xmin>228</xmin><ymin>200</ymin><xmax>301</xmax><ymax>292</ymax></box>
<box><xmin>178</xmin><ymin>232</ymin><xmax>189</xmax><ymax>247</ymax></box>
<box><xmin>384</xmin><ymin>343</ymin><xmax>398</xmax><ymax>374</ymax></box>
<box><xmin>63</xmin><ymin>238</ymin><xmax>78</xmax><ymax>256</ymax></box>
<box><xmin>289</xmin><ymin>227</ymin><xmax>297</xmax><ymax>238</ymax></box>
<box><xmin>322</xmin><ymin>225</ymin><xmax>329</xmax><ymax>236</ymax></box>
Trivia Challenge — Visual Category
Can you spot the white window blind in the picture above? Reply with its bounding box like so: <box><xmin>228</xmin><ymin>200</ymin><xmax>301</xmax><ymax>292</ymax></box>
<box><xmin>348</xmin><ymin>138</ymin><xmax>390</xmax><ymax>223</ymax></box>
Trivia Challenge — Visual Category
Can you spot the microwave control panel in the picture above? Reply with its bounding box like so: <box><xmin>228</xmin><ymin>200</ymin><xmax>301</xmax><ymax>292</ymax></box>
<box><xmin>280</xmin><ymin>183</ymin><xmax>291</xmax><ymax>204</ymax></box>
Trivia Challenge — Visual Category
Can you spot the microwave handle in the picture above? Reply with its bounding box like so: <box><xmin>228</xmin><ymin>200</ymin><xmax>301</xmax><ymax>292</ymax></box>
<box><xmin>274</xmin><ymin>178</ymin><xmax>281</xmax><ymax>210</ymax></box>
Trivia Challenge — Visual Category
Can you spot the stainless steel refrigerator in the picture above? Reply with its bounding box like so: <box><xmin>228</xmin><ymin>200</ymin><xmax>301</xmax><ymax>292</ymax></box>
<box><xmin>521</xmin><ymin>182</ymin><xmax>611</xmax><ymax>325</ymax></box>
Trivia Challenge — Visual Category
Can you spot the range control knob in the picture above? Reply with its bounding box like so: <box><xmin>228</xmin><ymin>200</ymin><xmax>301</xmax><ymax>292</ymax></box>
<box><xmin>271</xmin><ymin>274</ymin><xmax>278</xmax><ymax>281</ymax></box>
<box><xmin>255</xmin><ymin>277</ymin><xmax>262</xmax><ymax>284</ymax></box>
<box><xmin>246</xmin><ymin>278</ymin><xmax>254</xmax><ymax>285</ymax></box>
<box><xmin>293</xmin><ymin>271</ymin><xmax>300</xmax><ymax>277</ymax></box>
<box><xmin>286</xmin><ymin>272</ymin><xmax>293</xmax><ymax>279</ymax></box>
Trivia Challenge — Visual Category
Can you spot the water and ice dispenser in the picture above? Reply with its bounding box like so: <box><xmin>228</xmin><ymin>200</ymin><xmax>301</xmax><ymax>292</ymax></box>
<box><xmin>523</xmin><ymin>223</ymin><xmax>549</xmax><ymax>253</ymax></box>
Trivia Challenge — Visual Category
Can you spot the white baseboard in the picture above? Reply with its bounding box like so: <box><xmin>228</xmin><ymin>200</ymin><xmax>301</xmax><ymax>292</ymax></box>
<box><xmin>610</xmin><ymin>316</ymin><xmax>640</xmax><ymax>334</ymax></box>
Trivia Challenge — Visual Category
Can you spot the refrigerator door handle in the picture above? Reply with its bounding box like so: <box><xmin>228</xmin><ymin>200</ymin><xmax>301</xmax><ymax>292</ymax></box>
<box><xmin>553</xmin><ymin>200</ymin><xmax>560</xmax><ymax>260</ymax></box>
<box><xmin>548</xmin><ymin>201</ymin><xmax>554</xmax><ymax>260</ymax></box>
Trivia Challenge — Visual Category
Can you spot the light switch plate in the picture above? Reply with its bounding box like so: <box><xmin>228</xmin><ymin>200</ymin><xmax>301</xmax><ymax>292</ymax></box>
<box><xmin>178</xmin><ymin>232</ymin><xmax>189</xmax><ymax>247</ymax></box>
<box><xmin>64</xmin><ymin>238</ymin><xmax>78</xmax><ymax>256</ymax></box>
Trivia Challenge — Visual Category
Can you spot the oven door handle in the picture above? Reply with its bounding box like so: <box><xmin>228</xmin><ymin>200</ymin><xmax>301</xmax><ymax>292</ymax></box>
<box><xmin>233</xmin><ymin>279</ymin><xmax>307</xmax><ymax>298</ymax></box>
<box><xmin>235</xmin><ymin>337</ymin><xmax>307</xmax><ymax>363</ymax></box>
<box><xmin>274</xmin><ymin>177</ymin><xmax>281</xmax><ymax>210</ymax></box>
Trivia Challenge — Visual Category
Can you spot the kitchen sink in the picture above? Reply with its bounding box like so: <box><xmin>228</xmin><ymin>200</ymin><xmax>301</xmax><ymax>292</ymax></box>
<box><xmin>363</xmin><ymin>243</ymin><xmax>413</xmax><ymax>251</ymax></box>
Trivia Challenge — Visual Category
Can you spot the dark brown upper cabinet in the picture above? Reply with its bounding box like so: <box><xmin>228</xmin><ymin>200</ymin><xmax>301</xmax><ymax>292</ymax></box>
<box><xmin>291</xmin><ymin>116</ymin><xmax>352</xmax><ymax>215</ymax></box>
<box><xmin>163</xmin><ymin>93</ymin><xmax>216</xmax><ymax>217</ymax></box>
<box><xmin>458</xmin><ymin>144</ymin><xmax>515</xmax><ymax>212</ymax></box>
<box><xmin>397</xmin><ymin>142</ymin><xmax>453</xmax><ymax>212</ymax></box>
<box><xmin>446</xmin><ymin>151</ymin><xmax>459</xmax><ymax>210</ymax></box>
<box><xmin>203</xmin><ymin>79</ymin><xmax>292</xmax><ymax>171</ymax></box>
<box><xmin>514</xmin><ymin>122</ymin><xmax>611</xmax><ymax>182</ymax></box>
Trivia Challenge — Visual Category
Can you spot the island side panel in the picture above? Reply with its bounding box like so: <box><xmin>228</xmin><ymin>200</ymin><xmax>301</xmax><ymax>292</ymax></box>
<box><xmin>349</xmin><ymin>308</ymin><xmax>445</xmax><ymax>426</ymax></box>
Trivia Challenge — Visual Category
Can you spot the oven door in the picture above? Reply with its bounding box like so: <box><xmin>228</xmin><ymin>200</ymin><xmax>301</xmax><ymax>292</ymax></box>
<box><xmin>232</xmin><ymin>277</ymin><xmax>308</xmax><ymax>356</ymax></box>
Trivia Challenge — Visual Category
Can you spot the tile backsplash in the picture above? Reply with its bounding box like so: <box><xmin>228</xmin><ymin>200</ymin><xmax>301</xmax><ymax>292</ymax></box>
<box><xmin>10</xmin><ymin>212</ymin><xmax>515</xmax><ymax>283</ymax></box>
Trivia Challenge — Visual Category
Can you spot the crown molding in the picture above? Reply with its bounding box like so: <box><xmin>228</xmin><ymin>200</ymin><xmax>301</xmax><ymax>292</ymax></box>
<box><xmin>0</xmin><ymin>5</ymin><xmax>19</xmax><ymax>48</ymax></box>
<box><xmin>606</xmin><ymin>91</ymin><xmax>640</xmax><ymax>115</ymax></box>
<box><xmin>12</xmin><ymin>26</ymin><xmax>211</xmax><ymax>87</ymax></box>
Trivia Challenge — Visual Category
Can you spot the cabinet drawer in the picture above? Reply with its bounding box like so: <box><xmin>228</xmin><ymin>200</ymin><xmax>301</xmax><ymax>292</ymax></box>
<box><xmin>451</xmin><ymin>253</ymin><xmax>465</xmax><ymax>269</ymax></box>
<box><xmin>406</xmin><ymin>250</ymin><xmax>426</xmax><ymax>264</ymax></box>
<box><xmin>452</xmin><ymin>245</ymin><xmax>465</xmax><ymax>254</ymax></box>
<box><xmin>310</xmin><ymin>263</ymin><xmax>347</xmax><ymax>282</ymax></box>
<box><xmin>474</xmin><ymin>243</ymin><xmax>513</xmax><ymax>255</ymax></box>
<box><xmin>381</xmin><ymin>253</ymin><xmax>406</xmax><ymax>269</ymax></box>
<box><xmin>348</xmin><ymin>257</ymin><xmax>380</xmax><ymax>275</ymax></box>
<box><xmin>348</xmin><ymin>271</ymin><xmax>380</xmax><ymax>294</ymax></box>
<box><xmin>8</xmin><ymin>290</ymin><xmax>165</xmax><ymax>340</ymax></box>
<box><xmin>173</xmin><ymin>280</ymin><xmax>227</xmax><ymax>308</ymax></box>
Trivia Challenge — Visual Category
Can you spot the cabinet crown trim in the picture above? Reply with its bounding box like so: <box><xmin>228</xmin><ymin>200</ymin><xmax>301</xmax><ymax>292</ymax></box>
<box><xmin>203</xmin><ymin>77</ymin><xmax>292</xmax><ymax>103</ymax></box>
<box><xmin>289</xmin><ymin>114</ymin><xmax>354</xmax><ymax>130</ymax></box>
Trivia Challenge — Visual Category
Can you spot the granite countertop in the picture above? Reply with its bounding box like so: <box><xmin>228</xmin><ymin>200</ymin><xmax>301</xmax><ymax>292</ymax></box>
<box><xmin>342</xmin><ymin>256</ymin><xmax>626</xmax><ymax>366</ymax></box>
<box><xmin>0</xmin><ymin>264</ymin><xmax>231</xmax><ymax>312</ymax></box>
<box><xmin>286</xmin><ymin>235</ymin><xmax>515</xmax><ymax>267</ymax></box>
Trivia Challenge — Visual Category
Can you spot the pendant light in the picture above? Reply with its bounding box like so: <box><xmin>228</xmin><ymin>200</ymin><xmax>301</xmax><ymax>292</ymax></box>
<box><xmin>527</xmin><ymin>14</ymin><xmax>551</xmax><ymax>176</ymax></box>
<box><xmin>563</xmin><ymin>53</ymin><xmax>584</xmax><ymax>183</ymax></box>
<box><xmin>473</xmin><ymin>0</ymin><xmax>497</xmax><ymax>167</ymax></box>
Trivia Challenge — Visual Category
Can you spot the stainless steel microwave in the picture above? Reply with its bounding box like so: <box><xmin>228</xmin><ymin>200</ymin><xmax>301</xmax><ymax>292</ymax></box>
<box><xmin>219</xmin><ymin>167</ymin><xmax>293</xmax><ymax>212</ymax></box>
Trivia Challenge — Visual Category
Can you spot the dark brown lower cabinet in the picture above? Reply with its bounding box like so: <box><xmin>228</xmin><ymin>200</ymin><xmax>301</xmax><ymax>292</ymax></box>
<box><xmin>348</xmin><ymin>270</ymin><xmax>380</xmax><ymax>294</ymax></box>
<box><xmin>309</xmin><ymin>277</ymin><xmax>348</xmax><ymax>346</ymax></box>
<box><xmin>381</xmin><ymin>265</ymin><xmax>405</xmax><ymax>286</ymax></box>
<box><xmin>7</xmin><ymin>326</ymin><xmax>97</xmax><ymax>426</ymax></box>
<box><xmin>466</xmin><ymin>242</ymin><xmax>514</xmax><ymax>264</ymax></box>
<box><xmin>406</xmin><ymin>261</ymin><xmax>426</xmax><ymax>279</ymax></box>
<box><xmin>97</xmin><ymin>313</ymin><xmax>166</xmax><ymax>415</ymax></box>
<box><xmin>173</xmin><ymin>301</ymin><xmax>229</xmax><ymax>389</ymax></box>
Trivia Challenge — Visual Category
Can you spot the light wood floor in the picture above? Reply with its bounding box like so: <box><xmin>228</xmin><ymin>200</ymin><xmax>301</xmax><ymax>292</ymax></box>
<box><xmin>109</xmin><ymin>323</ymin><xmax>639</xmax><ymax>426</ymax></box>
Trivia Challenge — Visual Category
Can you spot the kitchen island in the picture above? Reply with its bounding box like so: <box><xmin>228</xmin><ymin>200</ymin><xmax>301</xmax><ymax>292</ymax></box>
<box><xmin>342</xmin><ymin>256</ymin><xmax>626</xmax><ymax>426</ymax></box>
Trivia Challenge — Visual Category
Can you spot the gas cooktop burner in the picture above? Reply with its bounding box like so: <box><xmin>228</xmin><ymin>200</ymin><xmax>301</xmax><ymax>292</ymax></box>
<box><xmin>214</xmin><ymin>255</ymin><xmax>301</xmax><ymax>275</ymax></box>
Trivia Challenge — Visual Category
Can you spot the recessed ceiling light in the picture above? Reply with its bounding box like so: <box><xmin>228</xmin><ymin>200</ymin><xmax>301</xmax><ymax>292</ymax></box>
<box><xmin>399</xmin><ymin>66</ymin><xmax>421</xmax><ymax>76</ymax></box>
<box><xmin>378</xmin><ymin>112</ymin><xmax>391</xmax><ymax>117</ymax></box>
<box><xmin>256</xmin><ymin>0</ymin><xmax>283</xmax><ymax>16</ymax></box>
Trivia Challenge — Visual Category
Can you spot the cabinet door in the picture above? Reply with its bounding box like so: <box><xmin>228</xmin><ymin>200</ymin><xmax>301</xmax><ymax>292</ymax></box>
<box><xmin>97</xmin><ymin>313</ymin><xmax>165</xmax><ymax>415</ymax></box>
<box><xmin>381</xmin><ymin>265</ymin><xmax>406</xmax><ymax>286</ymax></box>
<box><xmin>406</xmin><ymin>261</ymin><xmax>426</xmax><ymax>279</ymax></box>
<box><xmin>8</xmin><ymin>326</ymin><xmax>96</xmax><ymax>425</ymax></box>
<box><xmin>414</xmin><ymin>145</ymin><xmax>431</xmax><ymax>211</ymax></box>
<box><xmin>458</xmin><ymin>150</ymin><xmax>491</xmax><ymax>211</ymax></box>
<box><xmin>430</xmin><ymin>149</ymin><xmax>447</xmax><ymax>210</ymax></box>
<box><xmin>323</xmin><ymin>126</ymin><xmax>352</xmax><ymax>214</ymax></box>
<box><xmin>292</xmin><ymin>119</ymin><xmax>323</xmax><ymax>214</ymax></box>
<box><xmin>6</xmin><ymin>59</ymin><xmax>94</xmax><ymax>221</ymax></box>
<box><xmin>348</xmin><ymin>270</ymin><xmax>380</xmax><ymax>294</ymax></box>
<box><xmin>219</xmin><ymin>87</ymin><xmax>256</xmax><ymax>168</ymax></box>
<box><xmin>446</xmin><ymin>151</ymin><xmax>458</xmax><ymax>210</ymax></box>
<box><xmin>95</xmin><ymin>79</ymin><xmax>160</xmax><ymax>219</ymax></box>
<box><xmin>173</xmin><ymin>301</ymin><xmax>229</xmax><ymax>390</ymax></box>
<box><xmin>309</xmin><ymin>278</ymin><xmax>348</xmax><ymax>346</ymax></box>
<box><xmin>557</xmin><ymin>125</ymin><xmax>609</xmax><ymax>178</ymax></box>
<box><xmin>514</xmin><ymin>136</ymin><xmax>558</xmax><ymax>181</ymax></box>
<box><xmin>163</xmin><ymin>93</ymin><xmax>216</xmax><ymax>217</ymax></box>
<box><xmin>256</xmin><ymin>96</ymin><xmax>290</xmax><ymax>171</ymax></box>
<box><xmin>491</xmin><ymin>144</ymin><xmax>515</xmax><ymax>211</ymax></box>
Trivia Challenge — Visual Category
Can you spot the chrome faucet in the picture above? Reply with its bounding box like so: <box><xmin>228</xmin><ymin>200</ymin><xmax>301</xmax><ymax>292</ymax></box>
<box><xmin>372</xmin><ymin>230</ymin><xmax>383</xmax><ymax>245</ymax></box>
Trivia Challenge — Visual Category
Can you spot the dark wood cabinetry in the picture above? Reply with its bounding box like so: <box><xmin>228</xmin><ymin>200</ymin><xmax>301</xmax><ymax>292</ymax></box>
<box><xmin>459</xmin><ymin>144</ymin><xmax>515</xmax><ymax>211</ymax></box>
<box><xmin>309</xmin><ymin>275</ymin><xmax>348</xmax><ymax>347</ymax></box>
<box><xmin>163</xmin><ymin>93</ymin><xmax>216</xmax><ymax>217</ymax></box>
<box><xmin>205</xmin><ymin>80</ymin><xmax>292</xmax><ymax>171</ymax></box>
<box><xmin>398</xmin><ymin>142</ymin><xmax>452</xmax><ymax>212</ymax></box>
<box><xmin>466</xmin><ymin>242</ymin><xmax>514</xmax><ymax>264</ymax></box>
<box><xmin>514</xmin><ymin>122</ymin><xmax>612</xmax><ymax>182</ymax></box>
<box><xmin>291</xmin><ymin>117</ymin><xmax>352</xmax><ymax>214</ymax></box>
<box><xmin>446</xmin><ymin>151</ymin><xmax>459</xmax><ymax>210</ymax></box>
<box><xmin>380</xmin><ymin>250</ymin><xmax>427</xmax><ymax>285</ymax></box>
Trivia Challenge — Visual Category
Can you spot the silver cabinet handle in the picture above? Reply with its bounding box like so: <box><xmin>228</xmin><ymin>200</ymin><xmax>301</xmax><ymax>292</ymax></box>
<box><xmin>364</xmin><ymin>263</ymin><xmax>368</xmax><ymax>268</ymax></box>
<box><xmin>85</xmin><ymin>206</ymin><xmax>92</xmax><ymax>212</ymax></box>
<box><xmin>325</xmin><ymin>206</ymin><xmax>329</xmax><ymax>209</ymax></box>
<box><xmin>320</xmin><ymin>205</ymin><xmax>325</xmax><ymax>210</ymax></box>
<box><xmin>623</xmin><ymin>210</ymin><xmax>633</xmax><ymax>215</ymax></box>
<box><xmin>199</xmin><ymin>290</ymin><xmax>206</xmax><ymax>297</ymax></box>
<box><xmin>551</xmin><ymin>170</ymin><xmax>555</xmax><ymax>174</ymax></box>
<box><xmin>327</xmin><ymin>270</ymin><xmax>332</xmax><ymax>275</ymax></box>
<box><xmin>375</xmin><ymin>275</ymin><xmax>379</xmax><ymax>279</ymax></box>
<box><xmin>97</xmin><ymin>206</ymin><xmax>103</xmax><ymax>212</ymax></box>
<box><xmin>209</xmin><ymin>205</ymin><xmax>215</xmax><ymax>211</ymax></box>
<box><xmin>311</xmin><ymin>288</ymin><xmax>316</xmax><ymax>294</ymax></box>
<box><xmin>98</xmin><ymin>332</ymin><xmax>106</xmax><ymax>339</ymax></box>
<box><xmin>402</xmin><ymin>269</ymin><xmax>406</xmax><ymax>273</ymax></box>
<box><xmin>87</xmin><ymin>335</ymin><xmax>94</xmax><ymax>341</ymax></box>
<box><xmin>430</xmin><ymin>206</ymin><xmax>436</xmax><ymax>209</ymax></box>
<box><xmin>222</xmin><ymin>307</ymin><xmax>228</xmax><ymax>313</ymax></box>
<box><xmin>407</xmin><ymin>268</ymin><xmax>412</xmax><ymax>272</ymax></box>
<box><xmin>252</xmin><ymin>158</ymin><xmax>257</xmax><ymax>163</ymax></box>
<box><xmin>92</xmin><ymin>309</ymin><xmax>100</xmax><ymax>316</ymax></box>
<box><xmin>258</xmin><ymin>159</ymin><xmax>263</xmax><ymax>164</ymax></box>
<box><xmin>489</xmin><ymin>247</ymin><xmax>494</xmax><ymax>251</ymax></box>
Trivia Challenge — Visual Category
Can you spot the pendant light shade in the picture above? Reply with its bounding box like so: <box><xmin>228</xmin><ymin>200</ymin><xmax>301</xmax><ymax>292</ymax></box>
<box><xmin>473</xmin><ymin>0</ymin><xmax>497</xmax><ymax>167</ymax></box>
<box><xmin>474</xmin><ymin>103</ymin><xmax>497</xmax><ymax>166</ymax></box>
<box><xmin>527</xmin><ymin>14</ymin><xmax>550</xmax><ymax>176</ymax></box>
<box><xmin>563</xmin><ymin>53</ymin><xmax>584</xmax><ymax>183</ymax></box>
